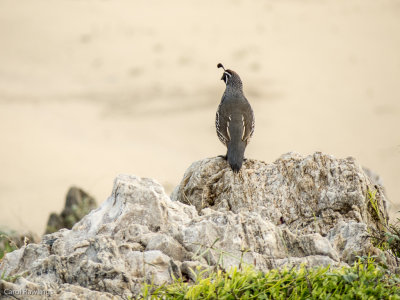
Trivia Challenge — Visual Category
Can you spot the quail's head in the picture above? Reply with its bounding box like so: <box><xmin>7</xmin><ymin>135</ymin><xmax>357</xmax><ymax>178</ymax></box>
<box><xmin>217</xmin><ymin>63</ymin><xmax>243</xmax><ymax>90</ymax></box>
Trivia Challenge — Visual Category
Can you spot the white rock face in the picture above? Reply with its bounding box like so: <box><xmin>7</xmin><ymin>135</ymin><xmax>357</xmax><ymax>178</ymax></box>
<box><xmin>0</xmin><ymin>153</ymin><xmax>389</xmax><ymax>298</ymax></box>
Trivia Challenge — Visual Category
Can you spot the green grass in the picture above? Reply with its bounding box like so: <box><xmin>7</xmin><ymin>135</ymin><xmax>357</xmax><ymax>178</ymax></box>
<box><xmin>141</xmin><ymin>257</ymin><xmax>400</xmax><ymax>299</ymax></box>
<box><xmin>0</xmin><ymin>232</ymin><xmax>18</xmax><ymax>260</ymax></box>
<box><xmin>1</xmin><ymin>270</ymin><xmax>25</xmax><ymax>283</ymax></box>
<box><xmin>367</xmin><ymin>189</ymin><xmax>400</xmax><ymax>266</ymax></box>
<box><xmin>367</xmin><ymin>188</ymin><xmax>386</xmax><ymax>225</ymax></box>
<box><xmin>0</xmin><ymin>232</ymin><xmax>21</xmax><ymax>282</ymax></box>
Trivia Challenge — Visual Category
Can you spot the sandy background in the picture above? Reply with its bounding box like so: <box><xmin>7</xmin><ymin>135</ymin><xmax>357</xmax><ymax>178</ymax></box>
<box><xmin>0</xmin><ymin>0</ymin><xmax>399</xmax><ymax>235</ymax></box>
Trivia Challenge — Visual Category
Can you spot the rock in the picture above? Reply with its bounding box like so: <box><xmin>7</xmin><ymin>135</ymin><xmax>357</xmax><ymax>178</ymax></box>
<box><xmin>0</xmin><ymin>152</ymin><xmax>390</xmax><ymax>298</ymax></box>
<box><xmin>45</xmin><ymin>187</ymin><xmax>97</xmax><ymax>234</ymax></box>
<box><xmin>173</xmin><ymin>153</ymin><xmax>388</xmax><ymax>235</ymax></box>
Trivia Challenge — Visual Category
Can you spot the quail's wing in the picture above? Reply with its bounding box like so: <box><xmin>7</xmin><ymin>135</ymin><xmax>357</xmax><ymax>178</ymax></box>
<box><xmin>242</xmin><ymin>103</ymin><xmax>255</xmax><ymax>144</ymax></box>
<box><xmin>215</xmin><ymin>102</ymin><xmax>231</xmax><ymax>146</ymax></box>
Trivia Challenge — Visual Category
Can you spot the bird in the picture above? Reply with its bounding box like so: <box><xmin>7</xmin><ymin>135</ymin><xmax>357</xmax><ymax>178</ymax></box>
<box><xmin>215</xmin><ymin>63</ymin><xmax>255</xmax><ymax>173</ymax></box>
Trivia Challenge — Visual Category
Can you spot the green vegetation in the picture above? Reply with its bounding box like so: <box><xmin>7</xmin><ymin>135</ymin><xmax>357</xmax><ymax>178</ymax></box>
<box><xmin>0</xmin><ymin>232</ymin><xmax>29</xmax><ymax>283</ymax></box>
<box><xmin>142</xmin><ymin>258</ymin><xmax>400</xmax><ymax>299</ymax></box>
<box><xmin>370</xmin><ymin>216</ymin><xmax>400</xmax><ymax>266</ymax></box>
<box><xmin>368</xmin><ymin>189</ymin><xmax>383</xmax><ymax>222</ymax></box>
<box><xmin>0</xmin><ymin>232</ymin><xmax>17</xmax><ymax>260</ymax></box>
<box><xmin>1</xmin><ymin>270</ymin><xmax>24</xmax><ymax>283</ymax></box>
<box><xmin>367</xmin><ymin>189</ymin><xmax>400</xmax><ymax>266</ymax></box>
<box><xmin>0</xmin><ymin>232</ymin><xmax>20</xmax><ymax>282</ymax></box>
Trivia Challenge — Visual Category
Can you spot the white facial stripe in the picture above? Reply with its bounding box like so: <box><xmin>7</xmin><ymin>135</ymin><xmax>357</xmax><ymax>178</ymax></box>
<box><xmin>224</xmin><ymin>72</ymin><xmax>231</xmax><ymax>84</ymax></box>
<box><xmin>226</xmin><ymin>115</ymin><xmax>232</xmax><ymax>139</ymax></box>
<box><xmin>242</xmin><ymin>115</ymin><xmax>246</xmax><ymax>140</ymax></box>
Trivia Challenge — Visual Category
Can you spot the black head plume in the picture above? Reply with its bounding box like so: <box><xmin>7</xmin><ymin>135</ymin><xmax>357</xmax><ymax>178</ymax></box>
<box><xmin>217</xmin><ymin>63</ymin><xmax>225</xmax><ymax>71</ymax></box>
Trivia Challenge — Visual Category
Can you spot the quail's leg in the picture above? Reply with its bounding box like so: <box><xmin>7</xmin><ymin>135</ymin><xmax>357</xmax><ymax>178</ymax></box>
<box><xmin>218</xmin><ymin>151</ymin><xmax>228</xmax><ymax>160</ymax></box>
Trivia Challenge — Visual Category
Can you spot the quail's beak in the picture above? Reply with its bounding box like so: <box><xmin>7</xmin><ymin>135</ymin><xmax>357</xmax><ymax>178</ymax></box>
<box><xmin>220</xmin><ymin>74</ymin><xmax>225</xmax><ymax>81</ymax></box>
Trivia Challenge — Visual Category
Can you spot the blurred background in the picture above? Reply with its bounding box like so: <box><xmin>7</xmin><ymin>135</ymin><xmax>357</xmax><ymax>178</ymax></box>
<box><xmin>0</xmin><ymin>0</ymin><xmax>399</xmax><ymax>235</ymax></box>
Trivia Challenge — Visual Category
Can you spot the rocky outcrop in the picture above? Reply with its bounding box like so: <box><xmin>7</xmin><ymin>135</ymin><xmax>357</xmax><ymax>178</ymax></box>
<box><xmin>0</xmin><ymin>152</ymin><xmax>390</xmax><ymax>299</ymax></box>
<box><xmin>45</xmin><ymin>187</ymin><xmax>97</xmax><ymax>234</ymax></box>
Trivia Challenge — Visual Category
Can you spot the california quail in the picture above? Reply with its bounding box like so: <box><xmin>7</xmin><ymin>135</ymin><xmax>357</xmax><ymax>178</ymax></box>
<box><xmin>216</xmin><ymin>63</ymin><xmax>255</xmax><ymax>172</ymax></box>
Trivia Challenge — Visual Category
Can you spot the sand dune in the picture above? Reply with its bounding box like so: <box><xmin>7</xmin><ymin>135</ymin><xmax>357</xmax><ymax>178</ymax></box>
<box><xmin>0</xmin><ymin>0</ymin><xmax>399</xmax><ymax>234</ymax></box>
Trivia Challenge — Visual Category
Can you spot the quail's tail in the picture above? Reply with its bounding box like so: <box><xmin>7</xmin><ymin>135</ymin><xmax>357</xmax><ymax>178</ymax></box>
<box><xmin>227</xmin><ymin>140</ymin><xmax>246</xmax><ymax>173</ymax></box>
